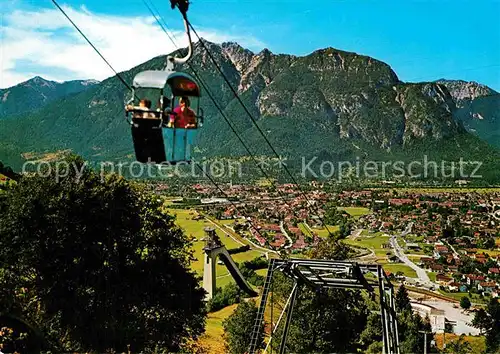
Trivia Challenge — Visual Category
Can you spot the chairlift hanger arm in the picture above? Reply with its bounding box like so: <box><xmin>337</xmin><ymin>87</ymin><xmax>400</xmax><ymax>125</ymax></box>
<box><xmin>166</xmin><ymin>0</ymin><xmax>193</xmax><ymax>69</ymax></box>
<box><xmin>170</xmin><ymin>0</ymin><xmax>189</xmax><ymax>15</ymax></box>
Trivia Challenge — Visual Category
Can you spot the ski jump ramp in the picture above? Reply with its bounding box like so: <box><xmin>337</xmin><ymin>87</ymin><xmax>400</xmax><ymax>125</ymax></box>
<box><xmin>202</xmin><ymin>227</ymin><xmax>257</xmax><ymax>300</ymax></box>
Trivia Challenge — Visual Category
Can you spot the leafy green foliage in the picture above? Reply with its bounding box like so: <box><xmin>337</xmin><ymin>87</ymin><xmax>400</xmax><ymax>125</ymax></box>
<box><xmin>444</xmin><ymin>334</ymin><xmax>472</xmax><ymax>354</ymax></box>
<box><xmin>268</xmin><ymin>239</ymin><xmax>368</xmax><ymax>354</ymax></box>
<box><xmin>460</xmin><ymin>296</ymin><xmax>471</xmax><ymax>310</ymax></box>
<box><xmin>238</xmin><ymin>266</ymin><xmax>265</xmax><ymax>287</ymax></box>
<box><xmin>270</xmin><ymin>287</ymin><xmax>369</xmax><ymax>353</ymax></box>
<box><xmin>222</xmin><ymin>299</ymin><xmax>263</xmax><ymax>354</ymax></box>
<box><xmin>478</xmin><ymin>298</ymin><xmax>500</xmax><ymax>352</ymax></box>
<box><xmin>323</xmin><ymin>203</ymin><xmax>354</xmax><ymax>238</ymax></box>
<box><xmin>0</xmin><ymin>154</ymin><xmax>207</xmax><ymax>352</ymax></box>
<box><xmin>472</xmin><ymin>308</ymin><xmax>490</xmax><ymax>334</ymax></box>
<box><xmin>241</xmin><ymin>256</ymin><xmax>268</xmax><ymax>270</ymax></box>
<box><xmin>308</xmin><ymin>236</ymin><xmax>352</xmax><ymax>259</ymax></box>
<box><xmin>207</xmin><ymin>283</ymin><xmax>243</xmax><ymax>312</ymax></box>
<box><xmin>396</xmin><ymin>285</ymin><xmax>412</xmax><ymax>313</ymax></box>
<box><xmin>395</xmin><ymin>285</ymin><xmax>435</xmax><ymax>353</ymax></box>
<box><xmin>360</xmin><ymin>312</ymin><xmax>383</xmax><ymax>348</ymax></box>
<box><xmin>397</xmin><ymin>311</ymin><xmax>433</xmax><ymax>354</ymax></box>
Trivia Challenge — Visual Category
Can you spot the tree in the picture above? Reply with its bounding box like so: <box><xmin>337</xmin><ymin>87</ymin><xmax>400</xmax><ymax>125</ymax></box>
<box><xmin>444</xmin><ymin>334</ymin><xmax>472</xmax><ymax>354</ymax></box>
<box><xmin>0</xmin><ymin>155</ymin><xmax>207</xmax><ymax>352</ymax></box>
<box><xmin>307</xmin><ymin>237</ymin><xmax>352</xmax><ymax>260</ymax></box>
<box><xmin>207</xmin><ymin>283</ymin><xmax>243</xmax><ymax>312</ymax></box>
<box><xmin>482</xmin><ymin>237</ymin><xmax>496</xmax><ymax>250</ymax></box>
<box><xmin>472</xmin><ymin>308</ymin><xmax>490</xmax><ymax>334</ymax></box>
<box><xmin>485</xmin><ymin>298</ymin><xmax>500</xmax><ymax>352</ymax></box>
<box><xmin>339</xmin><ymin>219</ymin><xmax>353</xmax><ymax>238</ymax></box>
<box><xmin>360</xmin><ymin>312</ymin><xmax>382</xmax><ymax>348</ymax></box>
<box><xmin>222</xmin><ymin>299</ymin><xmax>263</xmax><ymax>354</ymax></box>
<box><xmin>366</xmin><ymin>341</ymin><xmax>383</xmax><ymax>354</ymax></box>
<box><xmin>271</xmin><ymin>287</ymin><xmax>369</xmax><ymax>353</ymax></box>
<box><xmin>395</xmin><ymin>285</ymin><xmax>412</xmax><ymax>313</ymax></box>
<box><xmin>460</xmin><ymin>296</ymin><xmax>471</xmax><ymax>310</ymax></box>
<box><xmin>458</xmin><ymin>256</ymin><xmax>476</xmax><ymax>274</ymax></box>
<box><xmin>398</xmin><ymin>311</ymin><xmax>433</xmax><ymax>354</ymax></box>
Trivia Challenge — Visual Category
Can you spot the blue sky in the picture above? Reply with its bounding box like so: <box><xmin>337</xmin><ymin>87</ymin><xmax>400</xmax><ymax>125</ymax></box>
<box><xmin>1</xmin><ymin>0</ymin><xmax>499</xmax><ymax>90</ymax></box>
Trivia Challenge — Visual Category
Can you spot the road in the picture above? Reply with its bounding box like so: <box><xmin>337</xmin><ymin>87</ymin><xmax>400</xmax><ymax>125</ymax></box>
<box><xmin>354</xmin><ymin>247</ymin><xmax>376</xmax><ymax>261</ymax></box>
<box><xmin>391</xmin><ymin>235</ymin><xmax>431</xmax><ymax>284</ymax></box>
<box><xmin>443</xmin><ymin>240</ymin><xmax>460</xmax><ymax>257</ymax></box>
<box><xmin>390</xmin><ymin>222</ymin><xmax>438</xmax><ymax>289</ymax></box>
<box><xmin>279</xmin><ymin>221</ymin><xmax>294</xmax><ymax>249</ymax></box>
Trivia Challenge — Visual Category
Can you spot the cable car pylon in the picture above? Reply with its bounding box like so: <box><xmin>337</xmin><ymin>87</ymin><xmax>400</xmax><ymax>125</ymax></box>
<box><xmin>248</xmin><ymin>259</ymin><xmax>400</xmax><ymax>354</ymax></box>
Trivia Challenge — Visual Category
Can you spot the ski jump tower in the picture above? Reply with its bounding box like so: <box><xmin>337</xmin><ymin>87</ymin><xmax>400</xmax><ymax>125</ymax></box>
<box><xmin>202</xmin><ymin>227</ymin><xmax>257</xmax><ymax>300</ymax></box>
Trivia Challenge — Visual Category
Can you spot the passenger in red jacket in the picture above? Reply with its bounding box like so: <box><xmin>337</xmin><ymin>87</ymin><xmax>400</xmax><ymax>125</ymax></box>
<box><xmin>168</xmin><ymin>96</ymin><xmax>196</xmax><ymax>128</ymax></box>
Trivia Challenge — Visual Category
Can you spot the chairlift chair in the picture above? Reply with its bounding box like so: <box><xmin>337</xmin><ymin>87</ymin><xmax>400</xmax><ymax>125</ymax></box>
<box><xmin>124</xmin><ymin>0</ymin><xmax>203</xmax><ymax>165</ymax></box>
<box><xmin>126</xmin><ymin>70</ymin><xmax>203</xmax><ymax>165</ymax></box>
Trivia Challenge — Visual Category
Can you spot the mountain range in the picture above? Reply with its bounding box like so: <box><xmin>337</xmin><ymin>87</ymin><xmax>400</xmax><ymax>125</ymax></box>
<box><xmin>0</xmin><ymin>40</ymin><xmax>498</xmax><ymax>182</ymax></box>
<box><xmin>0</xmin><ymin>76</ymin><xmax>99</xmax><ymax>118</ymax></box>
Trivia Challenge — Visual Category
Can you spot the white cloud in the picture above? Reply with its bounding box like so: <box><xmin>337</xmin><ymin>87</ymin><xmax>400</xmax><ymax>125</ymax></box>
<box><xmin>0</xmin><ymin>4</ymin><xmax>265</xmax><ymax>88</ymax></box>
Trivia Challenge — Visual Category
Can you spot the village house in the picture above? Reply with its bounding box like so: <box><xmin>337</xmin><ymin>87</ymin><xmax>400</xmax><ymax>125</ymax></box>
<box><xmin>433</xmin><ymin>244</ymin><xmax>449</xmax><ymax>258</ymax></box>
<box><xmin>436</xmin><ymin>274</ymin><xmax>453</xmax><ymax>285</ymax></box>
<box><xmin>419</xmin><ymin>257</ymin><xmax>435</xmax><ymax>268</ymax></box>
<box><xmin>488</xmin><ymin>268</ymin><xmax>500</xmax><ymax>275</ymax></box>
<box><xmin>447</xmin><ymin>282</ymin><xmax>467</xmax><ymax>292</ymax></box>
<box><xmin>478</xmin><ymin>282</ymin><xmax>497</xmax><ymax>294</ymax></box>
<box><xmin>389</xmin><ymin>198</ymin><xmax>414</xmax><ymax>206</ymax></box>
<box><xmin>465</xmin><ymin>274</ymin><xmax>486</xmax><ymax>287</ymax></box>
<box><xmin>430</xmin><ymin>264</ymin><xmax>444</xmax><ymax>272</ymax></box>
<box><xmin>406</xmin><ymin>243</ymin><xmax>421</xmax><ymax>252</ymax></box>
<box><xmin>269</xmin><ymin>233</ymin><xmax>286</xmax><ymax>248</ymax></box>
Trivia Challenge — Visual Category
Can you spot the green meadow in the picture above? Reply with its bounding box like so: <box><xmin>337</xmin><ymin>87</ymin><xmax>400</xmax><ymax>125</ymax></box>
<box><xmin>338</xmin><ymin>206</ymin><xmax>371</xmax><ymax>219</ymax></box>
<box><xmin>343</xmin><ymin>231</ymin><xmax>392</xmax><ymax>257</ymax></box>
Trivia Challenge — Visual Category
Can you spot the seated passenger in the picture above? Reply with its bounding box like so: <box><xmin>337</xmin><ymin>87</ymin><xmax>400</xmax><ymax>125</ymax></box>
<box><xmin>125</xmin><ymin>99</ymin><xmax>156</xmax><ymax>119</ymax></box>
<box><xmin>158</xmin><ymin>96</ymin><xmax>172</xmax><ymax>119</ymax></box>
<box><xmin>167</xmin><ymin>96</ymin><xmax>197</xmax><ymax>128</ymax></box>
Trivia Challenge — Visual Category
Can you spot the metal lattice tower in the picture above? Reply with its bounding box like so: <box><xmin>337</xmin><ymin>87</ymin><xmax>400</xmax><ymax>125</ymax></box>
<box><xmin>248</xmin><ymin>258</ymin><xmax>400</xmax><ymax>354</ymax></box>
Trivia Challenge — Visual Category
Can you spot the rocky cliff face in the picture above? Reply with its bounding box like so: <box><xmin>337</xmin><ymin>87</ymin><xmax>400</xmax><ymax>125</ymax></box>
<box><xmin>209</xmin><ymin>42</ymin><xmax>461</xmax><ymax>150</ymax></box>
<box><xmin>436</xmin><ymin>79</ymin><xmax>497</xmax><ymax>107</ymax></box>
<box><xmin>433</xmin><ymin>79</ymin><xmax>499</xmax><ymax>149</ymax></box>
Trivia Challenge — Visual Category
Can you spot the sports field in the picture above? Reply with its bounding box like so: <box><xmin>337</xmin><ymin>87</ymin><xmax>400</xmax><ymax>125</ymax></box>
<box><xmin>338</xmin><ymin>207</ymin><xmax>371</xmax><ymax>219</ymax></box>
<box><xmin>302</xmin><ymin>223</ymin><xmax>340</xmax><ymax>238</ymax></box>
<box><xmin>378</xmin><ymin>263</ymin><xmax>417</xmax><ymax>278</ymax></box>
<box><xmin>475</xmin><ymin>248</ymin><xmax>500</xmax><ymax>257</ymax></box>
